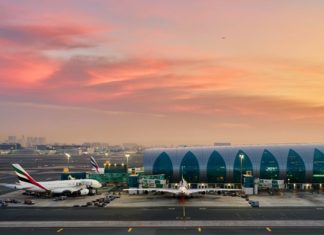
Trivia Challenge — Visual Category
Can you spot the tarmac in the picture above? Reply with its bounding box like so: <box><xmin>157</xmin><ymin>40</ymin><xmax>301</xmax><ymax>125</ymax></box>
<box><xmin>1</xmin><ymin>227</ymin><xmax>324</xmax><ymax>235</ymax></box>
<box><xmin>1</xmin><ymin>189</ymin><xmax>324</xmax><ymax>234</ymax></box>
<box><xmin>1</xmin><ymin>220</ymin><xmax>324</xmax><ymax>228</ymax></box>
<box><xmin>249</xmin><ymin>191</ymin><xmax>324</xmax><ymax>207</ymax></box>
<box><xmin>1</xmin><ymin>207</ymin><xmax>324</xmax><ymax>221</ymax></box>
<box><xmin>1</xmin><ymin>207</ymin><xmax>324</xmax><ymax>234</ymax></box>
<box><xmin>1</xmin><ymin>190</ymin><xmax>324</xmax><ymax>208</ymax></box>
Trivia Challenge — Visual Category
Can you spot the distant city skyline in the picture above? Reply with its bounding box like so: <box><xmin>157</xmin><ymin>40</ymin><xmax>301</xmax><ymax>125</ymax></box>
<box><xmin>1</xmin><ymin>1</ymin><xmax>324</xmax><ymax>145</ymax></box>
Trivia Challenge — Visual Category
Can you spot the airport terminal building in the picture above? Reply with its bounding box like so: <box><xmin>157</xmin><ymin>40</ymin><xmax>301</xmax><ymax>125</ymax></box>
<box><xmin>144</xmin><ymin>144</ymin><xmax>324</xmax><ymax>188</ymax></box>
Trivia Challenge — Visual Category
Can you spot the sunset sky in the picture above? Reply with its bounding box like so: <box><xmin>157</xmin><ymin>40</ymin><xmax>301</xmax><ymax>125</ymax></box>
<box><xmin>1</xmin><ymin>0</ymin><xmax>324</xmax><ymax>145</ymax></box>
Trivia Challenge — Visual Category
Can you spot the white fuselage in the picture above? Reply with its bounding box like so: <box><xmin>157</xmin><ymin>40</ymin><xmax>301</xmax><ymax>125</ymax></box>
<box><xmin>176</xmin><ymin>178</ymin><xmax>191</xmax><ymax>195</ymax></box>
<box><xmin>178</xmin><ymin>185</ymin><xmax>190</xmax><ymax>196</ymax></box>
<box><xmin>17</xmin><ymin>179</ymin><xmax>102</xmax><ymax>193</ymax></box>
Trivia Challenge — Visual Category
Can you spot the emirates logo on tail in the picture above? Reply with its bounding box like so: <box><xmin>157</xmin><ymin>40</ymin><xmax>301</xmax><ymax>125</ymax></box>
<box><xmin>90</xmin><ymin>157</ymin><xmax>99</xmax><ymax>173</ymax></box>
<box><xmin>12</xmin><ymin>164</ymin><xmax>48</xmax><ymax>192</ymax></box>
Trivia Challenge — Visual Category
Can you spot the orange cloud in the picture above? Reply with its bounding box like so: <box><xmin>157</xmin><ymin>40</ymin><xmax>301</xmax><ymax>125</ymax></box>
<box><xmin>87</xmin><ymin>59</ymin><xmax>170</xmax><ymax>85</ymax></box>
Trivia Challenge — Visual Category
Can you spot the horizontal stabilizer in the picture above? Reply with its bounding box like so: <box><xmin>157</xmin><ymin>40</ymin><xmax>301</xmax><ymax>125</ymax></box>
<box><xmin>0</xmin><ymin>183</ymin><xmax>17</xmax><ymax>189</ymax></box>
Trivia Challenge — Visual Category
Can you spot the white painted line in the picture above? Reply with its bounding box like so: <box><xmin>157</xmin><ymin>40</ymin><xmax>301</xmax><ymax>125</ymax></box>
<box><xmin>0</xmin><ymin>220</ymin><xmax>324</xmax><ymax>228</ymax></box>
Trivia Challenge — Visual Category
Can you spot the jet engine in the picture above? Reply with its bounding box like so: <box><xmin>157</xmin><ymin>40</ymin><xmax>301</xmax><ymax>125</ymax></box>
<box><xmin>79</xmin><ymin>188</ymin><xmax>89</xmax><ymax>195</ymax></box>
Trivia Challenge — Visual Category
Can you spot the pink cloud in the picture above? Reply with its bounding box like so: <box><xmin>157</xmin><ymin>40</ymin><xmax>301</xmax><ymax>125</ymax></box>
<box><xmin>0</xmin><ymin>53</ymin><xmax>59</xmax><ymax>89</ymax></box>
<box><xmin>2</xmin><ymin>51</ymin><xmax>324</xmax><ymax>128</ymax></box>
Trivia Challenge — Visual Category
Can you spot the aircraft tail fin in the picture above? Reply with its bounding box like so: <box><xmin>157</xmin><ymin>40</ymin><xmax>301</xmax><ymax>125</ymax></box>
<box><xmin>90</xmin><ymin>156</ymin><xmax>100</xmax><ymax>173</ymax></box>
<box><xmin>12</xmin><ymin>164</ymin><xmax>48</xmax><ymax>191</ymax></box>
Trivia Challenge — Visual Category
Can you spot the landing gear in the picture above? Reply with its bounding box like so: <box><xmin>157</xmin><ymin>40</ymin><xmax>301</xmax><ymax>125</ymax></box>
<box><xmin>62</xmin><ymin>191</ymin><xmax>72</xmax><ymax>197</ymax></box>
<box><xmin>89</xmin><ymin>188</ymin><xmax>97</xmax><ymax>195</ymax></box>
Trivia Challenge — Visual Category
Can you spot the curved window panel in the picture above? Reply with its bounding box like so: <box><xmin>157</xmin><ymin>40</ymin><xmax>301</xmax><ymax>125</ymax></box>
<box><xmin>207</xmin><ymin>151</ymin><xmax>226</xmax><ymax>183</ymax></box>
<box><xmin>286</xmin><ymin>149</ymin><xmax>306</xmax><ymax>183</ymax></box>
<box><xmin>260</xmin><ymin>150</ymin><xmax>279</xmax><ymax>179</ymax></box>
<box><xmin>153</xmin><ymin>152</ymin><xmax>173</xmax><ymax>182</ymax></box>
<box><xmin>233</xmin><ymin>150</ymin><xmax>253</xmax><ymax>183</ymax></box>
<box><xmin>179</xmin><ymin>151</ymin><xmax>200</xmax><ymax>183</ymax></box>
<box><xmin>313</xmin><ymin>149</ymin><xmax>324</xmax><ymax>183</ymax></box>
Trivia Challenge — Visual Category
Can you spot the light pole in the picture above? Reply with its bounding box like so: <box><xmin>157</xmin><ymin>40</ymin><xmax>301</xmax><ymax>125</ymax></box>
<box><xmin>65</xmin><ymin>153</ymin><xmax>71</xmax><ymax>170</ymax></box>
<box><xmin>239</xmin><ymin>154</ymin><xmax>244</xmax><ymax>189</ymax></box>
<box><xmin>287</xmin><ymin>178</ymin><xmax>290</xmax><ymax>190</ymax></box>
<box><xmin>125</xmin><ymin>153</ymin><xmax>130</xmax><ymax>167</ymax></box>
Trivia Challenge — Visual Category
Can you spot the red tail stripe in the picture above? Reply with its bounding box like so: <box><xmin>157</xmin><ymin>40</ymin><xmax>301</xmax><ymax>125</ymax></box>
<box><xmin>24</xmin><ymin>172</ymin><xmax>48</xmax><ymax>191</ymax></box>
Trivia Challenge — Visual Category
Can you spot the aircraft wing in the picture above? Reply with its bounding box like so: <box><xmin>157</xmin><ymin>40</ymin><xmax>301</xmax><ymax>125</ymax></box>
<box><xmin>187</xmin><ymin>188</ymin><xmax>241</xmax><ymax>194</ymax></box>
<box><xmin>124</xmin><ymin>188</ymin><xmax>181</xmax><ymax>195</ymax></box>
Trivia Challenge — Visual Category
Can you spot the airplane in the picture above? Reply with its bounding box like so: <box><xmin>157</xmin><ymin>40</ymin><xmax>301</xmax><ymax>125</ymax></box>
<box><xmin>90</xmin><ymin>156</ymin><xmax>105</xmax><ymax>174</ymax></box>
<box><xmin>0</xmin><ymin>164</ymin><xmax>102</xmax><ymax>196</ymax></box>
<box><xmin>124</xmin><ymin>176</ymin><xmax>241</xmax><ymax>196</ymax></box>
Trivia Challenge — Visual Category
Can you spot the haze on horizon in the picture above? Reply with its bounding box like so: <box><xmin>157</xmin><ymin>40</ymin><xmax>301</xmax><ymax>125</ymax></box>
<box><xmin>1</xmin><ymin>0</ymin><xmax>324</xmax><ymax>146</ymax></box>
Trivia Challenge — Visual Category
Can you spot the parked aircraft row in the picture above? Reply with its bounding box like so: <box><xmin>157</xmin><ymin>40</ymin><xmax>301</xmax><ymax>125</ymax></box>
<box><xmin>0</xmin><ymin>156</ymin><xmax>240</xmax><ymax>197</ymax></box>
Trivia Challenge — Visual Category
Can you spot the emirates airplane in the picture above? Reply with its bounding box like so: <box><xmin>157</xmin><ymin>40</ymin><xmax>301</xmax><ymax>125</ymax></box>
<box><xmin>0</xmin><ymin>164</ymin><xmax>102</xmax><ymax>196</ymax></box>
<box><xmin>90</xmin><ymin>156</ymin><xmax>105</xmax><ymax>174</ymax></box>
<box><xmin>124</xmin><ymin>176</ymin><xmax>240</xmax><ymax>196</ymax></box>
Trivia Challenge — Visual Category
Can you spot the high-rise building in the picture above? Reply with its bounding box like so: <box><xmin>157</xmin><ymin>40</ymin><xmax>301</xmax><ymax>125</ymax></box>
<box><xmin>7</xmin><ymin>136</ymin><xmax>17</xmax><ymax>144</ymax></box>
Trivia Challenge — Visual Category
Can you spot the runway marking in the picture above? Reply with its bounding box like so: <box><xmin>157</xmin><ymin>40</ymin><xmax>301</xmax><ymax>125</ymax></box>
<box><xmin>316</xmin><ymin>208</ymin><xmax>323</xmax><ymax>210</ymax></box>
<box><xmin>128</xmin><ymin>227</ymin><xmax>133</xmax><ymax>232</ymax></box>
<box><xmin>2</xmin><ymin>220</ymin><xmax>324</xmax><ymax>228</ymax></box>
<box><xmin>168</xmin><ymin>207</ymin><xmax>175</xmax><ymax>210</ymax></box>
<box><xmin>198</xmin><ymin>227</ymin><xmax>202</xmax><ymax>232</ymax></box>
<box><xmin>266</xmin><ymin>227</ymin><xmax>272</xmax><ymax>232</ymax></box>
<box><xmin>57</xmin><ymin>228</ymin><xmax>63</xmax><ymax>233</ymax></box>
<box><xmin>199</xmin><ymin>208</ymin><xmax>206</xmax><ymax>210</ymax></box>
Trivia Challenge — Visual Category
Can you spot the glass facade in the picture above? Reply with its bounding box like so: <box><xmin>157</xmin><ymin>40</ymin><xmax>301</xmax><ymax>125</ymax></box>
<box><xmin>207</xmin><ymin>151</ymin><xmax>226</xmax><ymax>183</ymax></box>
<box><xmin>313</xmin><ymin>149</ymin><xmax>324</xmax><ymax>183</ymax></box>
<box><xmin>260</xmin><ymin>150</ymin><xmax>279</xmax><ymax>179</ymax></box>
<box><xmin>286</xmin><ymin>149</ymin><xmax>306</xmax><ymax>183</ymax></box>
<box><xmin>180</xmin><ymin>151</ymin><xmax>200</xmax><ymax>183</ymax></box>
<box><xmin>152</xmin><ymin>152</ymin><xmax>173</xmax><ymax>182</ymax></box>
<box><xmin>233</xmin><ymin>150</ymin><xmax>253</xmax><ymax>183</ymax></box>
<box><xmin>147</xmin><ymin>146</ymin><xmax>324</xmax><ymax>184</ymax></box>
